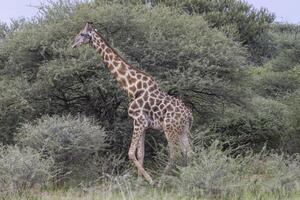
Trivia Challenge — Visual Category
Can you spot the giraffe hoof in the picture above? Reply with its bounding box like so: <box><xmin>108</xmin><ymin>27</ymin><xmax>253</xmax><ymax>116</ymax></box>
<box><xmin>145</xmin><ymin>178</ymin><xmax>155</xmax><ymax>186</ymax></box>
<box><xmin>149</xmin><ymin>180</ymin><xmax>155</xmax><ymax>186</ymax></box>
<box><xmin>156</xmin><ymin>182</ymin><xmax>162</xmax><ymax>188</ymax></box>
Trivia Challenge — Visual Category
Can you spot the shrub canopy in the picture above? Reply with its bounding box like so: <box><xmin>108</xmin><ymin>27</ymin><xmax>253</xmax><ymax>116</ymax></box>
<box><xmin>16</xmin><ymin>115</ymin><xmax>110</xmax><ymax>182</ymax></box>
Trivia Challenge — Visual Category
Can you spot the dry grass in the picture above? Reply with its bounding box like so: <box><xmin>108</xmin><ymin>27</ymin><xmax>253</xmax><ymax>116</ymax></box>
<box><xmin>2</xmin><ymin>185</ymin><xmax>300</xmax><ymax>200</ymax></box>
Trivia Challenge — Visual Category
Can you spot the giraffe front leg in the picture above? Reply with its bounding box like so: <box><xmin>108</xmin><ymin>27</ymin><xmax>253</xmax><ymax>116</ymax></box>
<box><xmin>128</xmin><ymin>122</ymin><xmax>154</xmax><ymax>185</ymax></box>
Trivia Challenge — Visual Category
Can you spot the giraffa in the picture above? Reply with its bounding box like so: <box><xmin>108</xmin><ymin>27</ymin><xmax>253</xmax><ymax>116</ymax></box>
<box><xmin>72</xmin><ymin>22</ymin><xmax>193</xmax><ymax>185</ymax></box>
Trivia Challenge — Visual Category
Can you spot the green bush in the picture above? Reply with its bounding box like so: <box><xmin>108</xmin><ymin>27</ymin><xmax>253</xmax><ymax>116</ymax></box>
<box><xmin>0</xmin><ymin>146</ymin><xmax>53</xmax><ymax>195</ymax></box>
<box><xmin>269</xmin><ymin>24</ymin><xmax>300</xmax><ymax>74</ymax></box>
<box><xmin>0</xmin><ymin>78</ymin><xmax>31</xmax><ymax>145</ymax></box>
<box><xmin>246</xmin><ymin>62</ymin><xmax>299</xmax><ymax>153</ymax></box>
<box><xmin>154</xmin><ymin>0</ymin><xmax>275</xmax><ymax>64</ymax></box>
<box><xmin>16</xmin><ymin>115</ymin><xmax>114</xmax><ymax>183</ymax></box>
<box><xmin>175</xmin><ymin>142</ymin><xmax>247</xmax><ymax>198</ymax></box>
<box><xmin>203</xmin><ymin>97</ymin><xmax>293</xmax><ymax>151</ymax></box>
<box><xmin>252</xmin><ymin>70</ymin><xmax>299</xmax><ymax>98</ymax></box>
<box><xmin>272</xmin><ymin>41</ymin><xmax>300</xmax><ymax>72</ymax></box>
<box><xmin>281</xmin><ymin>90</ymin><xmax>300</xmax><ymax>154</ymax></box>
<box><xmin>172</xmin><ymin>142</ymin><xmax>300</xmax><ymax>198</ymax></box>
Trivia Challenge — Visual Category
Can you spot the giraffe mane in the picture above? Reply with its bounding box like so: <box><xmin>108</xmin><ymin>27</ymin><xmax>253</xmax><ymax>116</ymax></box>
<box><xmin>93</xmin><ymin>30</ymin><xmax>152</xmax><ymax>78</ymax></box>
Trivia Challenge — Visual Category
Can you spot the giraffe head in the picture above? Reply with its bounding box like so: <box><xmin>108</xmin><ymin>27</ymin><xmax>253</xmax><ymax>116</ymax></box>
<box><xmin>72</xmin><ymin>22</ymin><xmax>95</xmax><ymax>48</ymax></box>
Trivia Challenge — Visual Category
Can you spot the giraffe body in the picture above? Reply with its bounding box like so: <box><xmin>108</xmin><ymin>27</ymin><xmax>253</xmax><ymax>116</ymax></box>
<box><xmin>128</xmin><ymin>88</ymin><xmax>193</xmax><ymax>139</ymax></box>
<box><xmin>73</xmin><ymin>22</ymin><xmax>193</xmax><ymax>185</ymax></box>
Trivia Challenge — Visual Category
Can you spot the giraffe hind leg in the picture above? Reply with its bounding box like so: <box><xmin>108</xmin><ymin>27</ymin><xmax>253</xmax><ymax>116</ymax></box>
<box><xmin>137</xmin><ymin>133</ymin><xmax>145</xmax><ymax>177</ymax></box>
<box><xmin>162</xmin><ymin>127</ymin><xmax>182</xmax><ymax>175</ymax></box>
<box><xmin>158</xmin><ymin>129</ymin><xmax>180</xmax><ymax>187</ymax></box>
<box><xmin>178</xmin><ymin>131</ymin><xmax>192</xmax><ymax>167</ymax></box>
<box><xmin>163</xmin><ymin>124</ymin><xmax>192</xmax><ymax>174</ymax></box>
<box><xmin>163</xmin><ymin>142</ymin><xmax>178</xmax><ymax>175</ymax></box>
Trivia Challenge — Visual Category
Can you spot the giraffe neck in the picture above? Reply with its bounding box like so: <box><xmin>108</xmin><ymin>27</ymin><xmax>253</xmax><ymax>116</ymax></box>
<box><xmin>90</xmin><ymin>31</ymin><xmax>159</xmax><ymax>99</ymax></box>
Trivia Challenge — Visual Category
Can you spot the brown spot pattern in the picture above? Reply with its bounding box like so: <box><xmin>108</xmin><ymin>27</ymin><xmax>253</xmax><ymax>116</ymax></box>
<box><xmin>118</xmin><ymin>65</ymin><xmax>126</xmax><ymax>75</ymax></box>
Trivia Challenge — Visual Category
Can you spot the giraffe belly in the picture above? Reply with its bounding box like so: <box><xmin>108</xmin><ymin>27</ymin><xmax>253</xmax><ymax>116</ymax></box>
<box><xmin>143</xmin><ymin>110</ymin><xmax>164</xmax><ymax>131</ymax></box>
<box><xmin>149</xmin><ymin>119</ymin><xmax>163</xmax><ymax>131</ymax></box>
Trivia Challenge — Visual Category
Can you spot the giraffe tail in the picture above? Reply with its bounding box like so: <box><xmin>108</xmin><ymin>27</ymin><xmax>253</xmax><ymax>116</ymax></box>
<box><xmin>187</xmin><ymin>114</ymin><xmax>193</xmax><ymax>131</ymax></box>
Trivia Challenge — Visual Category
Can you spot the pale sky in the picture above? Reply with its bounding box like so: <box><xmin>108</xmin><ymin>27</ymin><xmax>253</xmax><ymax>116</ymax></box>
<box><xmin>0</xmin><ymin>0</ymin><xmax>299</xmax><ymax>24</ymax></box>
<box><xmin>245</xmin><ymin>0</ymin><xmax>300</xmax><ymax>24</ymax></box>
<box><xmin>0</xmin><ymin>0</ymin><xmax>43</xmax><ymax>23</ymax></box>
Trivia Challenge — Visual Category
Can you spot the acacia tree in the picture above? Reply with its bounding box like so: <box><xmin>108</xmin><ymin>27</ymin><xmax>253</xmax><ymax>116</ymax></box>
<box><xmin>1</xmin><ymin>0</ymin><xmax>298</xmax><ymax>154</ymax></box>
<box><xmin>131</xmin><ymin>0</ymin><xmax>275</xmax><ymax>64</ymax></box>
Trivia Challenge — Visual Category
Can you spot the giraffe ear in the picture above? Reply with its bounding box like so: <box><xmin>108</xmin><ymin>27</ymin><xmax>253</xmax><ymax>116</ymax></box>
<box><xmin>84</xmin><ymin>22</ymin><xmax>95</xmax><ymax>32</ymax></box>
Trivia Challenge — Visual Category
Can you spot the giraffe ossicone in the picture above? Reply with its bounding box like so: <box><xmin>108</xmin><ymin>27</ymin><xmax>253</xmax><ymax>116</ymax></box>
<box><xmin>72</xmin><ymin>22</ymin><xmax>193</xmax><ymax>185</ymax></box>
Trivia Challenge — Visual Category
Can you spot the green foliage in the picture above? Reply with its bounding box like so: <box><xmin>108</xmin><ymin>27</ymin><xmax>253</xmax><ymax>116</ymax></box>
<box><xmin>0</xmin><ymin>78</ymin><xmax>31</xmax><ymax>145</ymax></box>
<box><xmin>0</xmin><ymin>22</ymin><xmax>8</xmax><ymax>40</ymax></box>
<box><xmin>282</xmin><ymin>90</ymin><xmax>300</xmax><ymax>153</ymax></box>
<box><xmin>269</xmin><ymin>23</ymin><xmax>300</xmax><ymax>72</ymax></box>
<box><xmin>0</xmin><ymin>1</ymin><xmax>299</xmax><ymax>195</ymax></box>
<box><xmin>16</xmin><ymin>115</ymin><xmax>114</xmax><ymax>183</ymax></box>
<box><xmin>0</xmin><ymin>146</ymin><xmax>53</xmax><ymax>195</ymax></box>
<box><xmin>272</xmin><ymin>43</ymin><xmax>300</xmax><ymax>72</ymax></box>
<box><xmin>207</xmin><ymin>97</ymin><xmax>293</xmax><ymax>151</ymax></box>
<box><xmin>285</xmin><ymin>90</ymin><xmax>300</xmax><ymax>130</ymax></box>
<box><xmin>175</xmin><ymin>142</ymin><xmax>247</xmax><ymax>198</ymax></box>
<box><xmin>173</xmin><ymin>142</ymin><xmax>300</xmax><ymax>198</ymax></box>
<box><xmin>271</xmin><ymin>23</ymin><xmax>300</xmax><ymax>40</ymax></box>
<box><xmin>253</xmin><ymin>69</ymin><xmax>299</xmax><ymax>98</ymax></box>
<box><xmin>1</xmin><ymin>144</ymin><xmax>300</xmax><ymax>200</ymax></box>
<box><xmin>0</xmin><ymin>0</ymin><xmax>248</xmax><ymax>146</ymax></box>
<box><xmin>244</xmin><ymin>27</ymin><xmax>300</xmax><ymax>153</ymax></box>
<box><xmin>153</xmin><ymin>0</ymin><xmax>275</xmax><ymax>63</ymax></box>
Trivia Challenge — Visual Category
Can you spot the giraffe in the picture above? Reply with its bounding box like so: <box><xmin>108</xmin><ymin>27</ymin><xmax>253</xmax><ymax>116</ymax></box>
<box><xmin>72</xmin><ymin>22</ymin><xmax>193</xmax><ymax>185</ymax></box>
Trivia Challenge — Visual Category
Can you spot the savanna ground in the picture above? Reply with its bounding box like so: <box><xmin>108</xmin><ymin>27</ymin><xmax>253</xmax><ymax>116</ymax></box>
<box><xmin>5</xmin><ymin>186</ymin><xmax>300</xmax><ymax>200</ymax></box>
<box><xmin>0</xmin><ymin>0</ymin><xmax>300</xmax><ymax>199</ymax></box>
